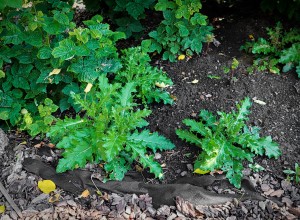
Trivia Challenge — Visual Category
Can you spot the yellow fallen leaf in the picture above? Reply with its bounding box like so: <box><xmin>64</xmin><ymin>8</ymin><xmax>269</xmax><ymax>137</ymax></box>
<box><xmin>194</xmin><ymin>168</ymin><xmax>210</xmax><ymax>174</ymax></box>
<box><xmin>0</xmin><ymin>205</ymin><xmax>5</xmax><ymax>214</ymax></box>
<box><xmin>49</xmin><ymin>69</ymin><xmax>61</xmax><ymax>77</ymax></box>
<box><xmin>155</xmin><ymin>82</ymin><xmax>169</xmax><ymax>88</ymax></box>
<box><xmin>178</xmin><ymin>54</ymin><xmax>185</xmax><ymax>60</ymax></box>
<box><xmin>84</xmin><ymin>83</ymin><xmax>93</xmax><ymax>93</ymax></box>
<box><xmin>48</xmin><ymin>193</ymin><xmax>60</xmax><ymax>203</ymax></box>
<box><xmin>80</xmin><ymin>189</ymin><xmax>90</xmax><ymax>198</ymax></box>
<box><xmin>248</xmin><ymin>34</ymin><xmax>255</xmax><ymax>40</ymax></box>
<box><xmin>191</xmin><ymin>79</ymin><xmax>199</xmax><ymax>84</ymax></box>
<box><xmin>38</xmin><ymin>180</ymin><xmax>56</xmax><ymax>194</ymax></box>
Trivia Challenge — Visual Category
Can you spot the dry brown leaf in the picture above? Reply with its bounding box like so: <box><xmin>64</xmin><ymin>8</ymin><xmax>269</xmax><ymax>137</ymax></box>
<box><xmin>49</xmin><ymin>194</ymin><xmax>60</xmax><ymax>203</ymax></box>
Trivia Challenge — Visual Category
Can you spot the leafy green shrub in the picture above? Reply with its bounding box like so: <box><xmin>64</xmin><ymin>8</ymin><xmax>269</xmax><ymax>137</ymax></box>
<box><xmin>48</xmin><ymin>75</ymin><xmax>174</xmax><ymax>180</ymax></box>
<box><xmin>176</xmin><ymin>97</ymin><xmax>281</xmax><ymax>188</ymax></box>
<box><xmin>83</xmin><ymin>0</ymin><xmax>155</xmax><ymax>38</ymax></box>
<box><xmin>241</xmin><ymin>22</ymin><xmax>300</xmax><ymax>77</ymax></box>
<box><xmin>260</xmin><ymin>0</ymin><xmax>300</xmax><ymax>22</ymax></box>
<box><xmin>0</xmin><ymin>0</ymin><xmax>175</xmax><ymax>181</ymax></box>
<box><xmin>284</xmin><ymin>163</ymin><xmax>300</xmax><ymax>184</ymax></box>
<box><xmin>115</xmin><ymin>47</ymin><xmax>173</xmax><ymax>104</ymax></box>
<box><xmin>142</xmin><ymin>0</ymin><xmax>213</xmax><ymax>62</ymax></box>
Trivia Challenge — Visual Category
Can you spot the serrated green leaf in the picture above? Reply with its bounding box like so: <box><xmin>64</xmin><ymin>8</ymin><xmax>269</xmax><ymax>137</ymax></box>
<box><xmin>129</xmin><ymin>129</ymin><xmax>175</xmax><ymax>152</ymax></box>
<box><xmin>182</xmin><ymin>119</ymin><xmax>211</xmax><ymax>136</ymax></box>
<box><xmin>104</xmin><ymin>158</ymin><xmax>130</xmax><ymax>181</ymax></box>
<box><xmin>119</xmin><ymin>83</ymin><xmax>136</xmax><ymax>107</ymax></box>
<box><xmin>259</xmin><ymin>136</ymin><xmax>281</xmax><ymax>159</ymax></box>
<box><xmin>56</xmin><ymin>141</ymin><xmax>93</xmax><ymax>173</ymax></box>
<box><xmin>127</xmin><ymin>142</ymin><xmax>163</xmax><ymax>179</ymax></box>
<box><xmin>102</xmin><ymin>131</ymin><xmax>126</xmax><ymax>161</ymax></box>
<box><xmin>176</xmin><ymin>129</ymin><xmax>202</xmax><ymax>146</ymax></box>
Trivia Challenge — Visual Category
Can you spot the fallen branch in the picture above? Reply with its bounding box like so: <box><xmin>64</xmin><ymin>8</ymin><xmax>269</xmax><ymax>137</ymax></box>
<box><xmin>0</xmin><ymin>181</ymin><xmax>23</xmax><ymax>218</ymax></box>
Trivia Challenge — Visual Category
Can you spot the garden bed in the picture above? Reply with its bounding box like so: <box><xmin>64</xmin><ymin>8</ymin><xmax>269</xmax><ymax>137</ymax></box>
<box><xmin>1</xmin><ymin>2</ymin><xmax>300</xmax><ymax>220</ymax></box>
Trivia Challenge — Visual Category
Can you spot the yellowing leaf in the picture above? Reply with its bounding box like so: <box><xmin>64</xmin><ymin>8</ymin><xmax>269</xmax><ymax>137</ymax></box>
<box><xmin>155</xmin><ymin>82</ymin><xmax>169</xmax><ymax>88</ymax></box>
<box><xmin>0</xmin><ymin>205</ymin><xmax>5</xmax><ymax>214</ymax></box>
<box><xmin>178</xmin><ymin>54</ymin><xmax>185</xmax><ymax>60</ymax></box>
<box><xmin>80</xmin><ymin>189</ymin><xmax>90</xmax><ymax>198</ymax></box>
<box><xmin>248</xmin><ymin>34</ymin><xmax>255</xmax><ymax>40</ymax></box>
<box><xmin>38</xmin><ymin>180</ymin><xmax>56</xmax><ymax>194</ymax></box>
<box><xmin>49</xmin><ymin>69</ymin><xmax>61</xmax><ymax>77</ymax></box>
<box><xmin>84</xmin><ymin>83</ymin><xmax>93</xmax><ymax>93</ymax></box>
<box><xmin>48</xmin><ymin>193</ymin><xmax>60</xmax><ymax>203</ymax></box>
<box><xmin>194</xmin><ymin>168</ymin><xmax>210</xmax><ymax>174</ymax></box>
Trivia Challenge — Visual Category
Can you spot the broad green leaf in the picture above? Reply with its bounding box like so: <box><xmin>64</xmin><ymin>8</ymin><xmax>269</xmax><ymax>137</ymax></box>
<box><xmin>52</xmin><ymin>39</ymin><xmax>76</xmax><ymax>60</ymax></box>
<box><xmin>126</xmin><ymin>2</ymin><xmax>144</xmax><ymax>20</ymax></box>
<box><xmin>37</xmin><ymin>47</ymin><xmax>52</xmax><ymax>59</ymax></box>
<box><xmin>0</xmin><ymin>70</ymin><xmax>5</xmax><ymax>79</ymax></box>
<box><xmin>53</xmin><ymin>11</ymin><xmax>70</xmax><ymax>25</ymax></box>
<box><xmin>0</xmin><ymin>0</ymin><xmax>22</xmax><ymax>9</ymax></box>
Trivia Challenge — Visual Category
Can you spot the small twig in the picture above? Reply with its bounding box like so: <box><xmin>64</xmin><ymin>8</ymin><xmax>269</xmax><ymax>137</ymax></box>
<box><xmin>0</xmin><ymin>181</ymin><xmax>23</xmax><ymax>218</ymax></box>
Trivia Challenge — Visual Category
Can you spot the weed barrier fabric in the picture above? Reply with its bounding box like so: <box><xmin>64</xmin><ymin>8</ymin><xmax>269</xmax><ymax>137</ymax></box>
<box><xmin>23</xmin><ymin>158</ymin><xmax>264</xmax><ymax>208</ymax></box>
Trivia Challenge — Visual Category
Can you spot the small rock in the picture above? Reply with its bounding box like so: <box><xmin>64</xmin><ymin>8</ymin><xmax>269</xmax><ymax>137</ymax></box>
<box><xmin>270</xmin><ymin>189</ymin><xmax>284</xmax><ymax>197</ymax></box>
<box><xmin>259</xmin><ymin>201</ymin><xmax>266</xmax><ymax>211</ymax></box>
<box><xmin>233</xmin><ymin>198</ymin><xmax>239</xmax><ymax>206</ymax></box>
<box><xmin>191</xmin><ymin>113</ymin><xmax>197</xmax><ymax>118</ymax></box>
<box><xmin>205</xmin><ymin>94</ymin><xmax>212</xmax><ymax>98</ymax></box>
<box><xmin>125</xmin><ymin>206</ymin><xmax>131</xmax><ymax>215</ymax></box>
<box><xmin>262</xmin><ymin>174</ymin><xmax>270</xmax><ymax>182</ymax></box>
<box><xmin>176</xmin><ymin>169</ymin><xmax>181</xmax><ymax>174</ymax></box>
<box><xmin>241</xmin><ymin>206</ymin><xmax>248</xmax><ymax>214</ymax></box>
<box><xmin>66</xmin><ymin>200</ymin><xmax>77</xmax><ymax>207</ymax></box>
<box><xmin>261</xmin><ymin>184</ymin><xmax>270</xmax><ymax>192</ymax></box>
<box><xmin>146</xmin><ymin>207</ymin><xmax>156</xmax><ymax>217</ymax></box>
<box><xmin>282</xmin><ymin>197</ymin><xmax>293</xmax><ymax>206</ymax></box>
<box><xmin>281</xmin><ymin>180</ymin><xmax>292</xmax><ymax>191</ymax></box>
<box><xmin>167</xmin><ymin>213</ymin><xmax>177</xmax><ymax>220</ymax></box>
<box><xmin>157</xmin><ymin>205</ymin><xmax>171</xmax><ymax>216</ymax></box>
<box><xmin>180</xmin><ymin>171</ymin><xmax>187</xmax><ymax>177</ymax></box>
<box><xmin>200</xmin><ymin>95</ymin><xmax>205</xmax><ymax>100</ymax></box>
<box><xmin>266</xmin><ymin>202</ymin><xmax>273</xmax><ymax>214</ymax></box>
<box><xmin>154</xmin><ymin>153</ymin><xmax>162</xmax><ymax>160</ymax></box>
<box><xmin>226</xmin><ymin>216</ymin><xmax>237</xmax><ymax>220</ymax></box>
<box><xmin>264</xmin><ymin>189</ymin><xmax>275</xmax><ymax>196</ymax></box>
<box><xmin>186</xmin><ymin>164</ymin><xmax>193</xmax><ymax>171</ymax></box>
<box><xmin>243</xmin><ymin>168</ymin><xmax>251</xmax><ymax>176</ymax></box>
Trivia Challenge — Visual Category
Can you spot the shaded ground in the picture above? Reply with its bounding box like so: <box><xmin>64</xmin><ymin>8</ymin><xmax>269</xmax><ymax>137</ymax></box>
<box><xmin>1</xmin><ymin>2</ymin><xmax>300</xmax><ymax>219</ymax></box>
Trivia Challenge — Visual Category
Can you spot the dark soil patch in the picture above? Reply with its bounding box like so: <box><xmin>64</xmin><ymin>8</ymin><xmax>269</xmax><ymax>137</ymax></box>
<box><xmin>1</xmin><ymin>2</ymin><xmax>300</xmax><ymax>220</ymax></box>
<box><xmin>148</xmin><ymin>13</ymin><xmax>300</xmax><ymax>184</ymax></box>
